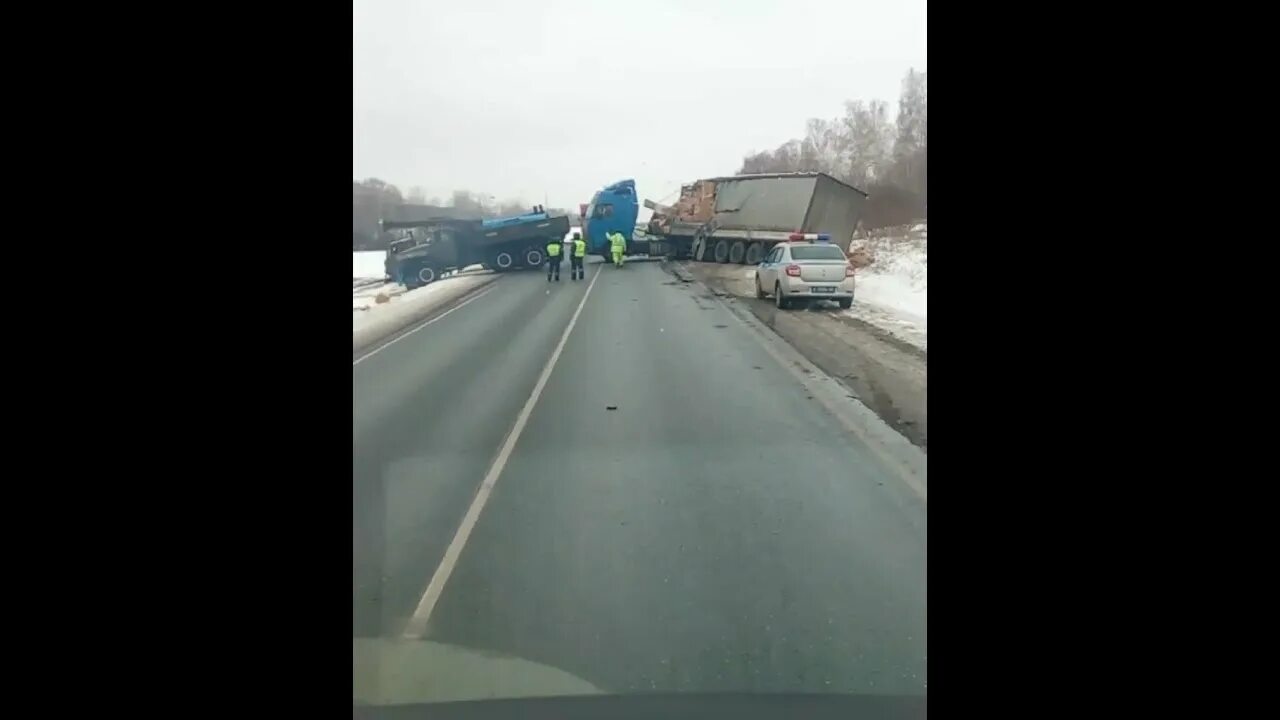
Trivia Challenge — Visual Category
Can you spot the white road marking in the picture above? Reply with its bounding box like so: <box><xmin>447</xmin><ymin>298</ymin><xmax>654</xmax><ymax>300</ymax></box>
<box><xmin>353</xmin><ymin>283</ymin><xmax>499</xmax><ymax>366</ymax></box>
<box><xmin>749</xmin><ymin>322</ymin><xmax>927</xmax><ymax>501</ymax></box>
<box><xmin>400</xmin><ymin>266</ymin><xmax>603</xmax><ymax>639</ymax></box>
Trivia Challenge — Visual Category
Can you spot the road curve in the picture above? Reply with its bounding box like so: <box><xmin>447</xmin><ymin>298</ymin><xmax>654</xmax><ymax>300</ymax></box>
<box><xmin>353</xmin><ymin>258</ymin><xmax>926</xmax><ymax>700</ymax></box>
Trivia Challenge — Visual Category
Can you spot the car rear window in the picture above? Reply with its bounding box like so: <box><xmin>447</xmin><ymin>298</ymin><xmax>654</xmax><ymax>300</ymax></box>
<box><xmin>789</xmin><ymin>245</ymin><xmax>847</xmax><ymax>260</ymax></box>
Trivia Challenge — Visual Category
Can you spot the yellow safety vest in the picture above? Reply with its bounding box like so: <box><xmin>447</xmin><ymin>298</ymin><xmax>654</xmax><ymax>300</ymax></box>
<box><xmin>546</xmin><ymin>241</ymin><xmax>561</xmax><ymax>257</ymax></box>
<box><xmin>574</xmin><ymin>239</ymin><xmax>586</xmax><ymax>257</ymax></box>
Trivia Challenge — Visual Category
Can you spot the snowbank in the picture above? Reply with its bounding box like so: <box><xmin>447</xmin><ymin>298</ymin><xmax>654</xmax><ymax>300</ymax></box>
<box><xmin>353</xmin><ymin>273</ymin><xmax>499</xmax><ymax>352</ymax></box>
<box><xmin>354</xmin><ymin>270</ymin><xmax>494</xmax><ymax>327</ymax></box>
<box><xmin>845</xmin><ymin>224</ymin><xmax>927</xmax><ymax>347</ymax></box>
<box><xmin>354</xmin><ymin>251</ymin><xmax>387</xmax><ymax>280</ymax></box>
<box><xmin>353</xmin><ymin>281</ymin><xmax>408</xmax><ymax>313</ymax></box>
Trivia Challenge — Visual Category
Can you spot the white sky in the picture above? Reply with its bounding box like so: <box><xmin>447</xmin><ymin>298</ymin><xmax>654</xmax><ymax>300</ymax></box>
<box><xmin>353</xmin><ymin>0</ymin><xmax>926</xmax><ymax>209</ymax></box>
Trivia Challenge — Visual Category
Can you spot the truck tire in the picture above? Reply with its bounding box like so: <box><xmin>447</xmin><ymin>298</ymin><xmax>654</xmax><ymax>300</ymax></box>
<box><xmin>745</xmin><ymin>242</ymin><xmax>764</xmax><ymax>265</ymax></box>
<box><xmin>712</xmin><ymin>239</ymin><xmax>730</xmax><ymax>263</ymax></box>
<box><xmin>525</xmin><ymin>248</ymin><xmax>544</xmax><ymax>267</ymax></box>
<box><xmin>493</xmin><ymin>251</ymin><xmax>515</xmax><ymax>272</ymax></box>
<box><xmin>729</xmin><ymin>240</ymin><xmax>746</xmax><ymax>264</ymax></box>
<box><xmin>417</xmin><ymin>266</ymin><xmax>437</xmax><ymax>285</ymax></box>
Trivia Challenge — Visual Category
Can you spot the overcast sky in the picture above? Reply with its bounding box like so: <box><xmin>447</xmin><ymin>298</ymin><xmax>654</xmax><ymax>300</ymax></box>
<box><xmin>353</xmin><ymin>0</ymin><xmax>926</xmax><ymax>210</ymax></box>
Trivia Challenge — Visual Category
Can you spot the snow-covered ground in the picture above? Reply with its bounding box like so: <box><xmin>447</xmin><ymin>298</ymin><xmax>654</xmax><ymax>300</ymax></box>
<box><xmin>354</xmin><ymin>251</ymin><xmax>387</xmax><ymax>280</ymax></box>
<box><xmin>354</xmin><ymin>249</ymin><xmax>492</xmax><ymax>329</ymax></box>
<box><xmin>845</xmin><ymin>224</ymin><xmax>927</xmax><ymax>351</ymax></box>
<box><xmin>353</xmin><ymin>273</ymin><xmax>495</xmax><ymax>332</ymax></box>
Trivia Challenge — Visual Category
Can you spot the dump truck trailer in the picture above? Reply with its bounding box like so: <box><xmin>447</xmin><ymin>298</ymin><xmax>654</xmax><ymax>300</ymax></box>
<box><xmin>381</xmin><ymin>210</ymin><xmax>571</xmax><ymax>288</ymax></box>
<box><xmin>641</xmin><ymin>172</ymin><xmax>868</xmax><ymax>265</ymax></box>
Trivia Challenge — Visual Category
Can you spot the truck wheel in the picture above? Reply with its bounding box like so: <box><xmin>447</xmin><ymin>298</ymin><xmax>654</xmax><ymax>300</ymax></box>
<box><xmin>712</xmin><ymin>239</ymin><xmax>730</xmax><ymax>263</ymax></box>
<box><xmin>775</xmin><ymin>283</ymin><xmax>789</xmax><ymax>309</ymax></box>
<box><xmin>493</xmin><ymin>251</ymin><xmax>515</xmax><ymax>271</ymax></box>
<box><xmin>745</xmin><ymin>242</ymin><xmax>764</xmax><ymax>265</ymax></box>
<box><xmin>525</xmin><ymin>248</ymin><xmax>544</xmax><ymax>267</ymax></box>
<box><xmin>417</xmin><ymin>266</ymin><xmax>437</xmax><ymax>285</ymax></box>
<box><xmin>729</xmin><ymin>241</ymin><xmax>746</xmax><ymax>264</ymax></box>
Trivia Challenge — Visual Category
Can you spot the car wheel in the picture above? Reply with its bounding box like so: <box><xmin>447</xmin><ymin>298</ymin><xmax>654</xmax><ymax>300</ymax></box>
<box><xmin>775</xmin><ymin>283</ymin><xmax>788</xmax><ymax>309</ymax></box>
<box><xmin>838</xmin><ymin>297</ymin><xmax>852</xmax><ymax>309</ymax></box>
<box><xmin>755</xmin><ymin>275</ymin><xmax>767</xmax><ymax>299</ymax></box>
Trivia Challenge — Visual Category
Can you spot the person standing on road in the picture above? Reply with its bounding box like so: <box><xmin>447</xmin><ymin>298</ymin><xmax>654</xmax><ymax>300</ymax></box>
<box><xmin>545</xmin><ymin>237</ymin><xmax>562</xmax><ymax>282</ymax></box>
<box><xmin>571</xmin><ymin>232</ymin><xmax>586</xmax><ymax>280</ymax></box>
<box><xmin>608</xmin><ymin>231</ymin><xmax>626</xmax><ymax>268</ymax></box>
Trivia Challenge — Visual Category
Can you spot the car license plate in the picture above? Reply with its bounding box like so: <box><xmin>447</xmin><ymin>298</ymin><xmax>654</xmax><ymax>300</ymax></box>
<box><xmin>812</xmin><ymin>286</ymin><xmax>835</xmax><ymax>293</ymax></box>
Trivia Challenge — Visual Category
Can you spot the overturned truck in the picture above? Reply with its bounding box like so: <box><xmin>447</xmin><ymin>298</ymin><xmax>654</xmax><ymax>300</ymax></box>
<box><xmin>639</xmin><ymin>172</ymin><xmax>868</xmax><ymax>265</ymax></box>
<box><xmin>381</xmin><ymin>209</ymin><xmax>570</xmax><ymax>288</ymax></box>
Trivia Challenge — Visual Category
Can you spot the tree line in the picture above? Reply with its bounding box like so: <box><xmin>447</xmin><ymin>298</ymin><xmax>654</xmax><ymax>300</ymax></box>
<box><xmin>353</xmin><ymin>180</ymin><xmax>573</xmax><ymax>250</ymax></box>
<box><xmin>738</xmin><ymin>68</ymin><xmax>926</xmax><ymax>229</ymax></box>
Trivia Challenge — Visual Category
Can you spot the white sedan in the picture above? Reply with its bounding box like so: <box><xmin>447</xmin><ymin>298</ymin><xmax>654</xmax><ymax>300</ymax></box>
<box><xmin>754</xmin><ymin>236</ymin><xmax>855</xmax><ymax>310</ymax></box>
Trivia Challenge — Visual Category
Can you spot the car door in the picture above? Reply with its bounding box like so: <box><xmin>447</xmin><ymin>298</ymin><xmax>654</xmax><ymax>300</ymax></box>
<box><xmin>759</xmin><ymin>246</ymin><xmax>781</xmax><ymax>288</ymax></box>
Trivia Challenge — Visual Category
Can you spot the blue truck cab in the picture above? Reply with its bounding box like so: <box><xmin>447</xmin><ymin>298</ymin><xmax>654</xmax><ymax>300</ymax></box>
<box><xmin>582</xmin><ymin>179</ymin><xmax>639</xmax><ymax>259</ymax></box>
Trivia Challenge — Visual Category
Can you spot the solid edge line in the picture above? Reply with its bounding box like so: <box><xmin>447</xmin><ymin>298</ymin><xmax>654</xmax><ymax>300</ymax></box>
<box><xmin>749</xmin><ymin>314</ymin><xmax>927</xmax><ymax>501</ymax></box>
<box><xmin>400</xmin><ymin>265</ymin><xmax>603</xmax><ymax>639</ymax></box>
<box><xmin>353</xmin><ymin>282</ymin><xmax>499</xmax><ymax>366</ymax></box>
<box><xmin>666</xmin><ymin>260</ymin><xmax>927</xmax><ymax>502</ymax></box>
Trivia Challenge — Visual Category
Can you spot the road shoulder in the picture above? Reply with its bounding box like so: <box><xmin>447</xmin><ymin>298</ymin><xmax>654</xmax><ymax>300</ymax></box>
<box><xmin>353</xmin><ymin>274</ymin><xmax>500</xmax><ymax>359</ymax></box>
<box><xmin>666</xmin><ymin>260</ymin><xmax>927</xmax><ymax>453</ymax></box>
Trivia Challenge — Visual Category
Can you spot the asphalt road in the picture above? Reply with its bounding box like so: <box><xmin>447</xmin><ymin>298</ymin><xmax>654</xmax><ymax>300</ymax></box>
<box><xmin>353</xmin><ymin>258</ymin><xmax>927</xmax><ymax>700</ymax></box>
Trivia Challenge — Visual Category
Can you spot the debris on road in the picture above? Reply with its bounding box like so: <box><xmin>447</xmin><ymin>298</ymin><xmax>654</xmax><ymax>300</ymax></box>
<box><xmin>670</xmin><ymin>259</ymin><xmax>927</xmax><ymax>451</ymax></box>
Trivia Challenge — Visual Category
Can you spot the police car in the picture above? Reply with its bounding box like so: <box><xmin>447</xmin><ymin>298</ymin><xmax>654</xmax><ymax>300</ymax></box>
<box><xmin>754</xmin><ymin>233</ymin><xmax>855</xmax><ymax>310</ymax></box>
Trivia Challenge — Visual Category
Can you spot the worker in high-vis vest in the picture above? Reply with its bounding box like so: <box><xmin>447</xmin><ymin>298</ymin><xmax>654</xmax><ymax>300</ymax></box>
<box><xmin>571</xmin><ymin>232</ymin><xmax>587</xmax><ymax>281</ymax></box>
<box><xmin>545</xmin><ymin>237</ymin><xmax>562</xmax><ymax>282</ymax></box>
<box><xmin>608</xmin><ymin>231</ymin><xmax>626</xmax><ymax>268</ymax></box>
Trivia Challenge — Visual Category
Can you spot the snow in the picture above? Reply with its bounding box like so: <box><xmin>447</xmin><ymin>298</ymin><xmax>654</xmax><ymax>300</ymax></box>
<box><xmin>845</xmin><ymin>224</ymin><xmax>927</xmax><ymax>350</ymax></box>
<box><xmin>353</xmin><ymin>273</ymin><xmax>495</xmax><ymax>333</ymax></box>
<box><xmin>353</xmin><ymin>282</ymin><xmax>407</xmax><ymax>313</ymax></box>
<box><xmin>354</xmin><ymin>251</ymin><xmax>387</xmax><ymax>280</ymax></box>
<box><xmin>353</xmin><ymin>249</ymin><xmax>493</xmax><ymax>328</ymax></box>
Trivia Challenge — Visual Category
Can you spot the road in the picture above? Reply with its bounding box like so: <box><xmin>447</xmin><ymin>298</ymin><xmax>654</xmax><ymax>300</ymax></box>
<box><xmin>353</xmin><ymin>258</ymin><xmax>927</xmax><ymax>701</ymax></box>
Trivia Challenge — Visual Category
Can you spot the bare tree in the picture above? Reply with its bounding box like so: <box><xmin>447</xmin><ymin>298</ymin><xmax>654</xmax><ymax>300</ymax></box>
<box><xmin>496</xmin><ymin>200</ymin><xmax>530</xmax><ymax>217</ymax></box>
<box><xmin>841</xmin><ymin>100</ymin><xmax>895</xmax><ymax>187</ymax></box>
<box><xmin>733</xmin><ymin>67</ymin><xmax>927</xmax><ymax>227</ymax></box>
<box><xmin>449</xmin><ymin>190</ymin><xmax>484</xmax><ymax>216</ymax></box>
<box><xmin>893</xmin><ymin>68</ymin><xmax>927</xmax><ymax>194</ymax></box>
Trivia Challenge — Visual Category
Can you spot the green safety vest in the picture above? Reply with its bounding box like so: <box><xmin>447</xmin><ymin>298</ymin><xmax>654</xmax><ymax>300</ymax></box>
<box><xmin>609</xmin><ymin>233</ymin><xmax>625</xmax><ymax>251</ymax></box>
<box><xmin>574</xmin><ymin>239</ymin><xmax>586</xmax><ymax>257</ymax></box>
<box><xmin>546</xmin><ymin>241</ymin><xmax>561</xmax><ymax>257</ymax></box>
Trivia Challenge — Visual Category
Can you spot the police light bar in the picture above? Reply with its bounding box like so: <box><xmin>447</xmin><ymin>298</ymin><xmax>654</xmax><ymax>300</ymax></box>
<box><xmin>787</xmin><ymin>233</ymin><xmax>832</xmax><ymax>243</ymax></box>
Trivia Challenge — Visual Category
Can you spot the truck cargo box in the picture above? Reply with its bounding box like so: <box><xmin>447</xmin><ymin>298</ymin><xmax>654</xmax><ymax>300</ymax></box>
<box><xmin>648</xmin><ymin>172</ymin><xmax>868</xmax><ymax>262</ymax></box>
